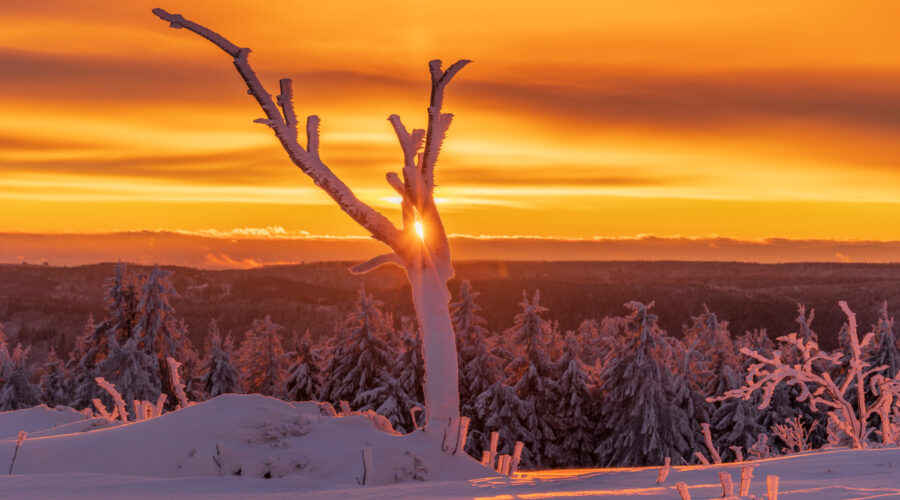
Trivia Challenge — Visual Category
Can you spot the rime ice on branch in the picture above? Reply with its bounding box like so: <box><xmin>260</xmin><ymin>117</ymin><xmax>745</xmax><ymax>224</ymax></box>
<box><xmin>153</xmin><ymin>8</ymin><xmax>469</xmax><ymax>437</ymax></box>
<box><xmin>713</xmin><ymin>301</ymin><xmax>900</xmax><ymax>449</ymax></box>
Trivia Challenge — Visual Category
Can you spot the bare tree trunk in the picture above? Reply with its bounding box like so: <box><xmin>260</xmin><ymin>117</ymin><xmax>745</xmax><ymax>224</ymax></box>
<box><xmin>152</xmin><ymin>8</ymin><xmax>468</xmax><ymax>436</ymax></box>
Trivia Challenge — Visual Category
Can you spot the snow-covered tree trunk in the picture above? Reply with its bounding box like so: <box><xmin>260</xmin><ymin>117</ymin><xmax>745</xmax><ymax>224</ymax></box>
<box><xmin>407</xmin><ymin>261</ymin><xmax>460</xmax><ymax>431</ymax></box>
<box><xmin>153</xmin><ymin>9</ymin><xmax>468</xmax><ymax>436</ymax></box>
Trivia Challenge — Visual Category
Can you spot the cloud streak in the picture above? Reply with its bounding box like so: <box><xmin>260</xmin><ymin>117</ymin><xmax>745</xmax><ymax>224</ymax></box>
<box><xmin>4</xmin><ymin>231</ymin><xmax>900</xmax><ymax>269</ymax></box>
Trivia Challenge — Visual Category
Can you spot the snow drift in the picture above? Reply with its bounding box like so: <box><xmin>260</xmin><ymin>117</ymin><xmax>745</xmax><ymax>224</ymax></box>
<box><xmin>0</xmin><ymin>394</ymin><xmax>493</xmax><ymax>486</ymax></box>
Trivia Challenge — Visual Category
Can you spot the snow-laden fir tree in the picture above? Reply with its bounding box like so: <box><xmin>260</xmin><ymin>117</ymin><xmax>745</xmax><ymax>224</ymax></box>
<box><xmin>0</xmin><ymin>323</ymin><xmax>9</xmax><ymax>380</ymax></box>
<box><xmin>547</xmin><ymin>332</ymin><xmax>596</xmax><ymax>468</ymax></box>
<box><xmin>201</xmin><ymin>320</ymin><xmax>242</xmax><ymax>398</ymax></box>
<box><xmin>69</xmin><ymin>265</ymin><xmax>140</xmax><ymax>408</ymax></box>
<box><xmin>707</xmin><ymin>362</ymin><xmax>766</xmax><ymax>460</ymax></box>
<box><xmin>830</xmin><ymin>302</ymin><xmax>900</xmax><ymax>442</ymax></box>
<box><xmin>321</xmin><ymin>288</ymin><xmax>401</xmax><ymax>417</ymax></box>
<box><xmin>771</xmin><ymin>306</ymin><xmax>828</xmax><ymax>449</ymax></box>
<box><xmin>237</xmin><ymin>315</ymin><xmax>287</xmax><ymax>397</ymax></box>
<box><xmin>355</xmin><ymin>372</ymin><xmax>422</xmax><ymax>433</ymax></box>
<box><xmin>505</xmin><ymin>290</ymin><xmax>559</xmax><ymax>469</ymax></box>
<box><xmin>578</xmin><ymin>316</ymin><xmax>622</xmax><ymax>376</ymax></box>
<box><xmin>451</xmin><ymin>280</ymin><xmax>490</xmax><ymax>410</ymax></box>
<box><xmin>683</xmin><ymin>305</ymin><xmax>739</xmax><ymax>394</ymax></box>
<box><xmin>395</xmin><ymin>317</ymin><xmax>425</xmax><ymax>415</ymax></box>
<box><xmin>132</xmin><ymin>266</ymin><xmax>194</xmax><ymax>405</ymax></box>
<box><xmin>470</xmin><ymin>375</ymin><xmax>531</xmax><ymax>465</ymax></box>
<box><xmin>594</xmin><ymin>302</ymin><xmax>694</xmax><ymax>466</ymax></box>
<box><xmin>452</xmin><ymin>282</ymin><xmax>502</xmax><ymax>451</ymax></box>
<box><xmin>666</xmin><ymin>339</ymin><xmax>713</xmax><ymax>461</ymax></box>
<box><xmin>863</xmin><ymin>302</ymin><xmax>899</xmax><ymax>380</ymax></box>
<box><xmin>575</xmin><ymin>319</ymin><xmax>599</xmax><ymax>364</ymax></box>
<box><xmin>39</xmin><ymin>347</ymin><xmax>69</xmax><ymax>407</ymax></box>
<box><xmin>106</xmin><ymin>262</ymin><xmax>142</xmax><ymax>343</ymax></box>
<box><xmin>0</xmin><ymin>344</ymin><xmax>42</xmax><ymax>411</ymax></box>
<box><xmin>283</xmin><ymin>330</ymin><xmax>322</xmax><ymax>402</ymax></box>
<box><xmin>100</xmin><ymin>335</ymin><xmax>162</xmax><ymax>414</ymax></box>
<box><xmin>175</xmin><ymin>318</ymin><xmax>204</xmax><ymax>402</ymax></box>
<box><xmin>461</xmin><ymin>329</ymin><xmax>507</xmax><ymax>458</ymax></box>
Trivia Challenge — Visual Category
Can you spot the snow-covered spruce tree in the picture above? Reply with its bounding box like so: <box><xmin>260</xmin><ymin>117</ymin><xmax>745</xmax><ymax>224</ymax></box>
<box><xmin>321</xmin><ymin>288</ymin><xmax>404</xmax><ymax>419</ymax></box>
<box><xmin>396</xmin><ymin>317</ymin><xmax>425</xmax><ymax>413</ymax></box>
<box><xmin>461</xmin><ymin>335</ymin><xmax>506</xmax><ymax>458</ymax></box>
<box><xmin>154</xmin><ymin>10</ymin><xmax>468</xmax><ymax>440</ymax></box>
<box><xmin>356</xmin><ymin>373</ymin><xmax>422</xmax><ymax>433</ymax></box>
<box><xmin>132</xmin><ymin>266</ymin><xmax>194</xmax><ymax>405</ymax></box>
<box><xmin>0</xmin><ymin>344</ymin><xmax>42</xmax><ymax>411</ymax></box>
<box><xmin>707</xmin><ymin>363</ymin><xmax>765</xmax><ymax>461</ymax></box>
<box><xmin>452</xmin><ymin>282</ymin><xmax>505</xmax><ymax>451</ymax></box>
<box><xmin>105</xmin><ymin>262</ymin><xmax>142</xmax><ymax>343</ymax></box>
<box><xmin>683</xmin><ymin>305</ymin><xmax>739</xmax><ymax>394</ymax></box>
<box><xmin>99</xmin><ymin>335</ymin><xmax>162</xmax><ymax>414</ymax></box>
<box><xmin>175</xmin><ymin>318</ymin><xmax>204</xmax><ymax>402</ymax></box>
<box><xmin>858</xmin><ymin>302</ymin><xmax>900</xmax><ymax>435</ymax></box>
<box><xmin>451</xmin><ymin>280</ymin><xmax>490</xmax><ymax>410</ymax></box>
<box><xmin>237</xmin><ymin>315</ymin><xmax>287</xmax><ymax>397</ymax></box>
<box><xmin>666</xmin><ymin>339</ymin><xmax>713</xmax><ymax>462</ymax></box>
<box><xmin>0</xmin><ymin>323</ymin><xmax>9</xmax><ymax>368</ymax></box>
<box><xmin>548</xmin><ymin>332</ymin><xmax>596</xmax><ymax>468</ymax></box>
<box><xmin>712</xmin><ymin>327</ymin><xmax>772</xmax><ymax>457</ymax></box>
<box><xmin>201</xmin><ymin>320</ymin><xmax>242</xmax><ymax>398</ymax></box>
<box><xmin>69</xmin><ymin>265</ymin><xmax>140</xmax><ymax>408</ymax></box>
<box><xmin>864</xmin><ymin>302</ymin><xmax>900</xmax><ymax>377</ymax></box>
<box><xmin>768</xmin><ymin>306</ymin><xmax>828</xmax><ymax>449</ymax></box>
<box><xmin>829</xmin><ymin>302</ymin><xmax>900</xmax><ymax>444</ymax></box>
<box><xmin>470</xmin><ymin>378</ymin><xmax>531</xmax><ymax>465</ymax></box>
<box><xmin>39</xmin><ymin>347</ymin><xmax>69</xmax><ymax>407</ymax></box>
<box><xmin>284</xmin><ymin>330</ymin><xmax>322</xmax><ymax>403</ymax></box>
<box><xmin>595</xmin><ymin>302</ymin><xmax>694</xmax><ymax>466</ymax></box>
<box><xmin>680</xmin><ymin>306</ymin><xmax>759</xmax><ymax>460</ymax></box>
<box><xmin>505</xmin><ymin>290</ymin><xmax>559</xmax><ymax>469</ymax></box>
<box><xmin>714</xmin><ymin>301</ymin><xmax>900</xmax><ymax>449</ymax></box>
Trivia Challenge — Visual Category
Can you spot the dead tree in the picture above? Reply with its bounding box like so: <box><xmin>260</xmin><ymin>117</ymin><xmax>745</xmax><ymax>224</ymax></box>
<box><xmin>152</xmin><ymin>8</ymin><xmax>468</xmax><ymax>439</ymax></box>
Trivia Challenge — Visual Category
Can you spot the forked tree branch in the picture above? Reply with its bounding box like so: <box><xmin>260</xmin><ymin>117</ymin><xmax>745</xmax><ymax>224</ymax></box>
<box><xmin>154</xmin><ymin>8</ymin><xmax>467</xmax><ymax>282</ymax></box>
<box><xmin>152</xmin><ymin>8</ymin><xmax>402</xmax><ymax>249</ymax></box>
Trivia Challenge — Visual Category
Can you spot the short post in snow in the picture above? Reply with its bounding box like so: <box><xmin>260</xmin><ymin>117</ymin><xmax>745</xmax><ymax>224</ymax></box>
<box><xmin>8</xmin><ymin>431</ymin><xmax>27</xmax><ymax>475</ymax></box>
<box><xmin>767</xmin><ymin>475</ymin><xmax>779</xmax><ymax>500</ymax></box>
<box><xmin>739</xmin><ymin>466</ymin><xmax>754</xmax><ymax>496</ymax></box>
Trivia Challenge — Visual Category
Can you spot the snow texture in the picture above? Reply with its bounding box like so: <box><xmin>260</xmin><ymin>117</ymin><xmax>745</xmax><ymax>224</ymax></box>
<box><xmin>0</xmin><ymin>394</ymin><xmax>490</xmax><ymax>486</ymax></box>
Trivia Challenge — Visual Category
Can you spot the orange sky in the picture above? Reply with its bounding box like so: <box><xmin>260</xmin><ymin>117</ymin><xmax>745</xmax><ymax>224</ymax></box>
<box><xmin>2</xmin><ymin>1</ymin><xmax>900</xmax><ymax>260</ymax></box>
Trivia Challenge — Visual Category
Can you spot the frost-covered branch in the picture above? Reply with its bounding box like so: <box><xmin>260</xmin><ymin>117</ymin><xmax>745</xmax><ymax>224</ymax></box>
<box><xmin>95</xmin><ymin>377</ymin><xmax>128</xmax><ymax>422</ymax></box>
<box><xmin>711</xmin><ymin>301</ymin><xmax>900</xmax><ymax>449</ymax></box>
<box><xmin>771</xmin><ymin>416</ymin><xmax>817</xmax><ymax>453</ymax></box>
<box><xmin>167</xmin><ymin>357</ymin><xmax>192</xmax><ymax>409</ymax></box>
<box><xmin>152</xmin><ymin>8</ymin><xmax>402</xmax><ymax>249</ymax></box>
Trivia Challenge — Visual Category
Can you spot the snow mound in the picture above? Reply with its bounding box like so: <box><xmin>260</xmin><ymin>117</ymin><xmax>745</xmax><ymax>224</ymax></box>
<box><xmin>0</xmin><ymin>395</ymin><xmax>493</xmax><ymax>486</ymax></box>
<box><xmin>0</xmin><ymin>405</ymin><xmax>89</xmax><ymax>439</ymax></box>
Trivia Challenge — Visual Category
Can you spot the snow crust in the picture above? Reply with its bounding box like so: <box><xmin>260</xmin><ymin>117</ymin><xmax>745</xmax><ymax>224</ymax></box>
<box><xmin>2</xmin><ymin>443</ymin><xmax>900</xmax><ymax>499</ymax></box>
<box><xmin>0</xmin><ymin>405</ymin><xmax>87</xmax><ymax>439</ymax></box>
<box><xmin>0</xmin><ymin>394</ymin><xmax>490</xmax><ymax>486</ymax></box>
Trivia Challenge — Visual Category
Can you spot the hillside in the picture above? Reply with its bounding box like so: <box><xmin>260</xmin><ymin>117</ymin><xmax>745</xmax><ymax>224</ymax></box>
<box><xmin>1</xmin><ymin>400</ymin><xmax>898</xmax><ymax>499</ymax></box>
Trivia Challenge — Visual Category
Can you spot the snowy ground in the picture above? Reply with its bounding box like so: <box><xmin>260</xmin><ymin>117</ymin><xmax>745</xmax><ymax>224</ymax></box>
<box><xmin>1</xmin><ymin>397</ymin><xmax>899</xmax><ymax>499</ymax></box>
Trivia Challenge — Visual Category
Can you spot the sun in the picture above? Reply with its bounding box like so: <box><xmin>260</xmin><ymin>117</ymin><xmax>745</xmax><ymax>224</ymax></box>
<box><xmin>414</xmin><ymin>220</ymin><xmax>425</xmax><ymax>240</ymax></box>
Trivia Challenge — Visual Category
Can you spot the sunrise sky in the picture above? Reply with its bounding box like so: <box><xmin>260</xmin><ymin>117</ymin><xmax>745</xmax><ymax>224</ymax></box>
<box><xmin>2</xmin><ymin>1</ymin><xmax>900</xmax><ymax>265</ymax></box>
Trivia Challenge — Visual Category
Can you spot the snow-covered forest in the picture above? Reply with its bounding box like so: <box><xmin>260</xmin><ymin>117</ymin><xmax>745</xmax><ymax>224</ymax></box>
<box><xmin>4</xmin><ymin>263</ymin><xmax>900</xmax><ymax>472</ymax></box>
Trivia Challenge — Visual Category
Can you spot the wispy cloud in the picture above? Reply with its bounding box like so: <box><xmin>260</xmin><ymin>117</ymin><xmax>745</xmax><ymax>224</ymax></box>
<box><xmin>3</xmin><ymin>231</ymin><xmax>900</xmax><ymax>268</ymax></box>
